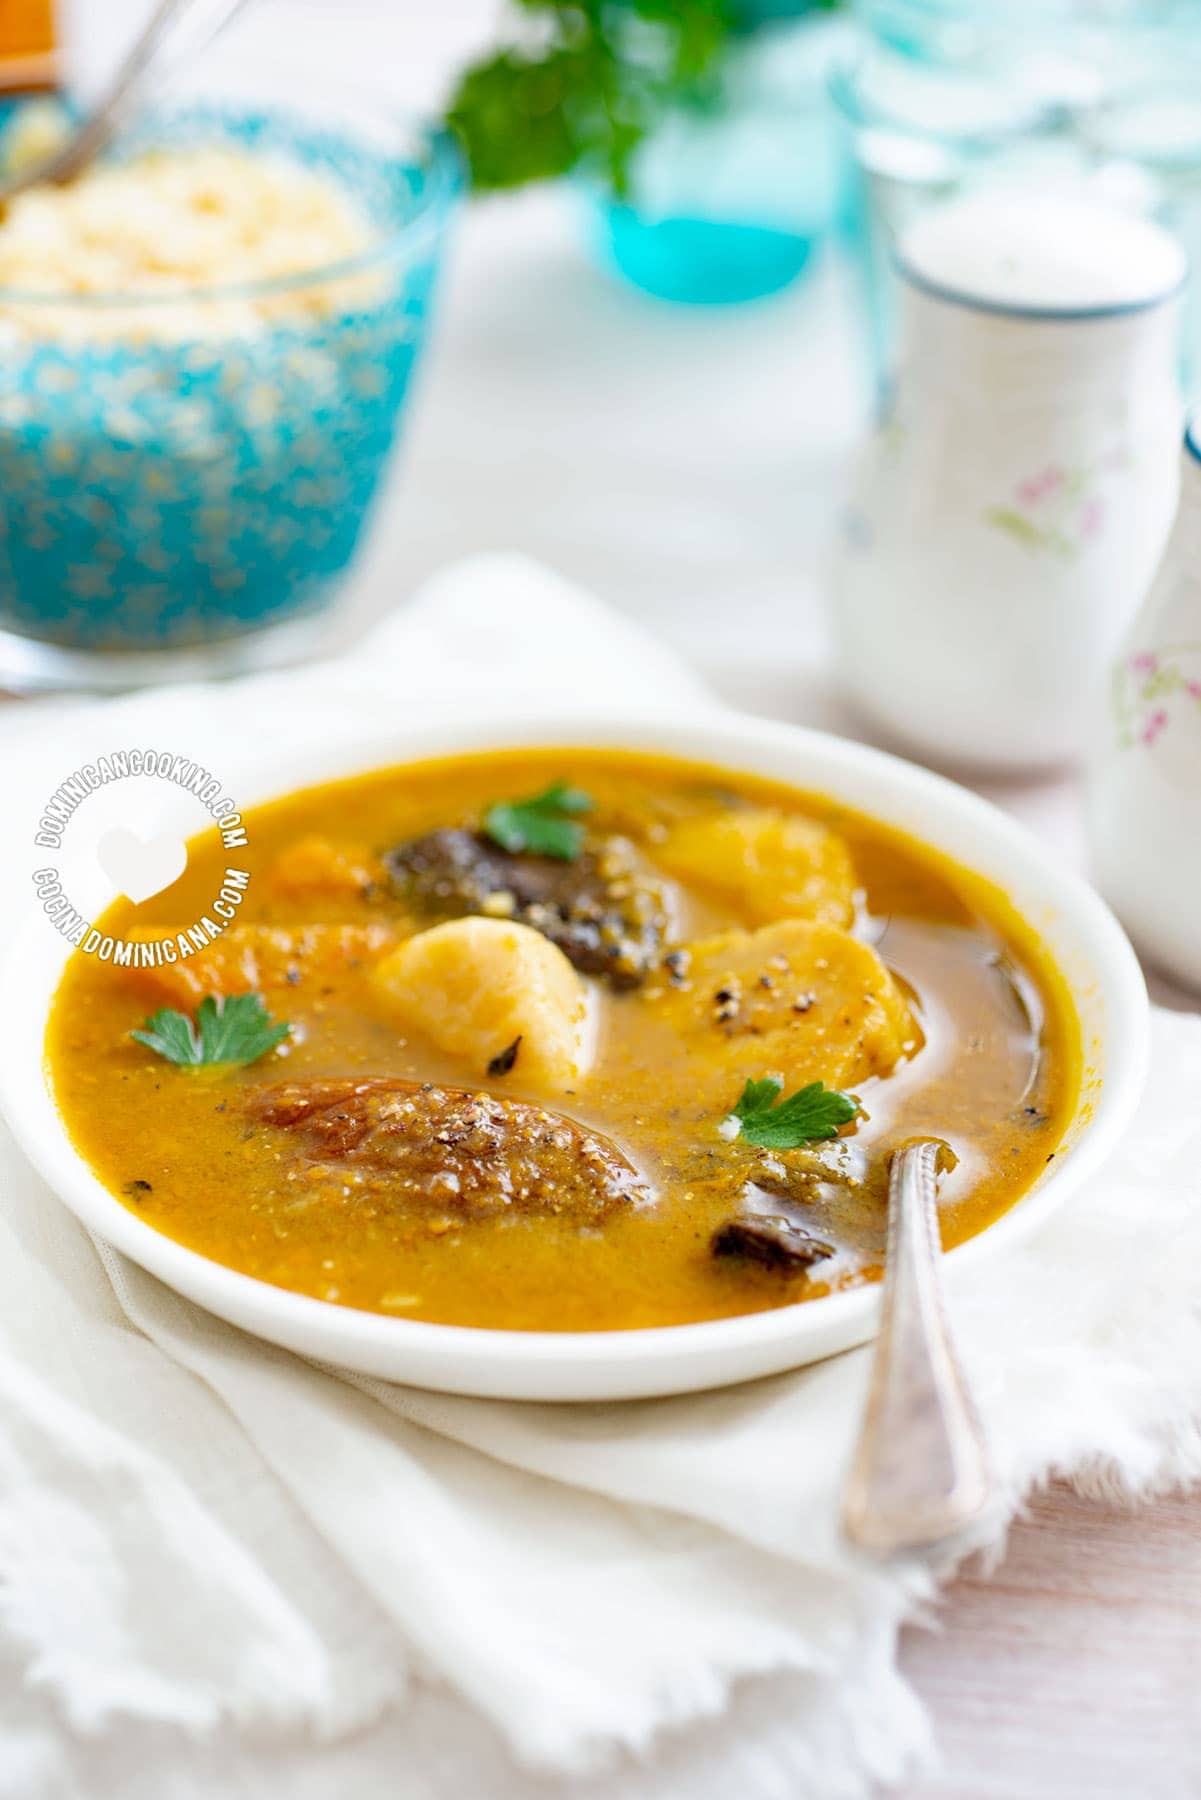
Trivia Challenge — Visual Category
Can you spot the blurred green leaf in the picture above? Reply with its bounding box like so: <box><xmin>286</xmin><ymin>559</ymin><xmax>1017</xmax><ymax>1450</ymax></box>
<box><xmin>445</xmin><ymin>0</ymin><xmax>736</xmax><ymax>196</ymax></box>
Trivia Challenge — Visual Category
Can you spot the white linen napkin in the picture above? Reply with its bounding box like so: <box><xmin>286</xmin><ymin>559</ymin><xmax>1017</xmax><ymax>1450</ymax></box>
<box><xmin>2</xmin><ymin>555</ymin><xmax>1200</xmax><ymax>1800</ymax></box>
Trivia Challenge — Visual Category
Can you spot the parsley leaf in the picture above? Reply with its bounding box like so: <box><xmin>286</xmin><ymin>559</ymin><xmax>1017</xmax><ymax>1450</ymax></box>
<box><xmin>483</xmin><ymin>781</ymin><xmax>593</xmax><ymax>861</ymax></box>
<box><xmin>445</xmin><ymin>0</ymin><xmax>734</xmax><ymax>197</ymax></box>
<box><xmin>130</xmin><ymin>1008</ymin><xmax>199</xmax><ymax>1065</ymax></box>
<box><xmin>131</xmin><ymin>993</ymin><xmax>291</xmax><ymax>1069</ymax></box>
<box><xmin>726</xmin><ymin>1076</ymin><xmax>857</xmax><ymax>1149</ymax></box>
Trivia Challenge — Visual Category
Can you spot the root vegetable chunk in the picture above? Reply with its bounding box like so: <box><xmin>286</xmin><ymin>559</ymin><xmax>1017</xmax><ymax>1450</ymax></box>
<box><xmin>657</xmin><ymin>808</ymin><xmax>856</xmax><ymax>928</ymax></box>
<box><xmin>125</xmin><ymin>923</ymin><xmax>395</xmax><ymax>1009</ymax></box>
<box><xmin>263</xmin><ymin>836</ymin><xmax>382</xmax><ymax>900</ymax></box>
<box><xmin>373</xmin><ymin>917</ymin><xmax>592</xmax><ymax>1092</ymax></box>
<box><xmin>651</xmin><ymin>918</ymin><xmax>915</xmax><ymax>1105</ymax></box>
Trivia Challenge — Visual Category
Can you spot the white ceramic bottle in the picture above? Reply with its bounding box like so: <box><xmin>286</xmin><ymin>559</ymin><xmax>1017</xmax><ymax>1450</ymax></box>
<box><xmin>833</xmin><ymin>194</ymin><xmax>1185</xmax><ymax>773</ymax></box>
<box><xmin>1089</xmin><ymin>416</ymin><xmax>1201</xmax><ymax>992</ymax></box>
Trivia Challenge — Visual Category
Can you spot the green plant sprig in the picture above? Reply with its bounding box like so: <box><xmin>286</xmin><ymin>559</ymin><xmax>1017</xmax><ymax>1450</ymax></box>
<box><xmin>725</xmin><ymin>1075</ymin><xmax>857</xmax><ymax>1148</ymax></box>
<box><xmin>483</xmin><ymin>780</ymin><xmax>594</xmax><ymax>861</ymax></box>
<box><xmin>445</xmin><ymin>0</ymin><xmax>734</xmax><ymax>197</ymax></box>
<box><xmin>131</xmin><ymin>993</ymin><xmax>291</xmax><ymax>1069</ymax></box>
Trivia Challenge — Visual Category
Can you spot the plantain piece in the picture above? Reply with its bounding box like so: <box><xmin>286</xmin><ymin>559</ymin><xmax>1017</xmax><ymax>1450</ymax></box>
<box><xmin>646</xmin><ymin>917</ymin><xmax>918</xmax><ymax>1113</ymax></box>
<box><xmin>656</xmin><ymin>807</ymin><xmax>857</xmax><ymax>929</ymax></box>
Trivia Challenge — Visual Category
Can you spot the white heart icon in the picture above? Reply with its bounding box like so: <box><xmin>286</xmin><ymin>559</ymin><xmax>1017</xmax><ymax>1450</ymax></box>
<box><xmin>97</xmin><ymin>828</ymin><xmax>188</xmax><ymax>904</ymax></box>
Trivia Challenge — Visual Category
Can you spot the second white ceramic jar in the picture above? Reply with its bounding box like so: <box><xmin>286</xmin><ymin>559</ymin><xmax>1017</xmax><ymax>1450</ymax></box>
<box><xmin>833</xmin><ymin>195</ymin><xmax>1185</xmax><ymax>773</ymax></box>
<box><xmin>1089</xmin><ymin>416</ymin><xmax>1201</xmax><ymax>993</ymax></box>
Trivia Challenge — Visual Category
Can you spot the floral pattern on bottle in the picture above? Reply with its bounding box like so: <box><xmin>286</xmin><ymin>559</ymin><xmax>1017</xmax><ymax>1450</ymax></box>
<box><xmin>984</xmin><ymin>455</ymin><xmax>1125</xmax><ymax>561</ymax></box>
<box><xmin>1113</xmin><ymin>644</ymin><xmax>1201</xmax><ymax>750</ymax></box>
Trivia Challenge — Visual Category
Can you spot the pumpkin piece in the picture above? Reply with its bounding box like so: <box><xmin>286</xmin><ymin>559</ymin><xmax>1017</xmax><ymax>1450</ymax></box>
<box><xmin>262</xmin><ymin>835</ymin><xmax>383</xmax><ymax>900</ymax></box>
<box><xmin>124</xmin><ymin>923</ymin><xmax>395</xmax><ymax>1009</ymax></box>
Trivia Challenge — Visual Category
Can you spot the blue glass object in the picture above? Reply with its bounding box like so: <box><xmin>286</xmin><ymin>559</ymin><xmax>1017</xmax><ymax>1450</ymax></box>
<box><xmin>590</xmin><ymin>206</ymin><xmax>813</xmax><ymax>305</ymax></box>
<box><xmin>0</xmin><ymin>103</ymin><xmax>460</xmax><ymax>662</ymax></box>
<box><xmin>583</xmin><ymin>16</ymin><xmax>848</xmax><ymax>307</ymax></box>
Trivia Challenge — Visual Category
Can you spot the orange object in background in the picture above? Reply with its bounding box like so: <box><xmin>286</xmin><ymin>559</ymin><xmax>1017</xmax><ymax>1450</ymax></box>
<box><xmin>0</xmin><ymin>0</ymin><xmax>58</xmax><ymax>89</ymax></box>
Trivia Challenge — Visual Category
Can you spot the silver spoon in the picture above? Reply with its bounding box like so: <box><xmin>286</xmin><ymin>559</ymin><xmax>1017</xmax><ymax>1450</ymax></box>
<box><xmin>0</xmin><ymin>0</ymin><xmax>253</xmax><ymax>206</ymax></box>
<box><xmin>841</xmin><ymin>1138</ymin><xmax>996</xmax><ymax>1555</ymax></box>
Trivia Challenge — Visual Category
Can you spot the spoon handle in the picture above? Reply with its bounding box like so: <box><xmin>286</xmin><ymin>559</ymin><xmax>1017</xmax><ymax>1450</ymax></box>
<box><xmin>841</xmin><ymin>1138</ymin><xmax>995</xmax><ymax>1555</ymax></box>
<box><xmin>0</xmin><ymin>0</ymin><xmax>254</xmax><ymax>202</ymax></box>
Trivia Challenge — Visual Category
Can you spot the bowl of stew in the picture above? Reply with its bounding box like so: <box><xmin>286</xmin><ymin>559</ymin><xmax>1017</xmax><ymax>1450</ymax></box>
<box><xmin>0</xmin><ymin>712</ymin><xmax>1147</xmax><ymax>1399</ymax></box>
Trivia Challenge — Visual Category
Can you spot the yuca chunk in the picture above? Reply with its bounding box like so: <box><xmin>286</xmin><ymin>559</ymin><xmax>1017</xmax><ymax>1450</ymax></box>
<box><xmin>125</xmin><ymin>923</ymin><xmax>395</xmax><ymax>1009</ymax></box>
<box><xmin>656</xmin><ymin>808</ymin><xmax>856</xmax><ymax>928</ymax></box>
<box><xmin>247</xmin><ymin>1077</ymin><xmax>649</xmax><ymax>1223</ymax></box>
<box><xmin>650</xmin><ymin>919</ymin><xmax>915</xmax><ymax>1102</ymax></box>
<box><xmin>372</xmin><ymin>916</ymin><xmax>591</xmax><ymax>1092</ymax></box>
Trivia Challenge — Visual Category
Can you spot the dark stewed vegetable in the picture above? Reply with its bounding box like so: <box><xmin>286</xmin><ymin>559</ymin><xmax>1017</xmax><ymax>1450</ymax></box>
<box><xmin>711</xmin><ymin>1215</ymin><xmax>837</xmax><ymax>1271</ymax></box>
<box><xmin>385</xmin><ymin>827</ymin><xmax>673</xmax><ymax>989</ymax></box>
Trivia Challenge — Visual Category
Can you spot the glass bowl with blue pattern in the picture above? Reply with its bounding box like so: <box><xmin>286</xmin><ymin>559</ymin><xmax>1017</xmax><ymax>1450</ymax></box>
<box><xmin>0</xmin><ymin>98</ymin><xmax>461</xmax><ymax>690</ymax></box>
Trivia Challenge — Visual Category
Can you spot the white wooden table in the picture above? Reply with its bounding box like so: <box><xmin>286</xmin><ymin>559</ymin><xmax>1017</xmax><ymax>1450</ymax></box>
<box><xmin>902</xmin><ymin>1484</ymin><xmax>1201</xmax><ymax>1799</ymax></box>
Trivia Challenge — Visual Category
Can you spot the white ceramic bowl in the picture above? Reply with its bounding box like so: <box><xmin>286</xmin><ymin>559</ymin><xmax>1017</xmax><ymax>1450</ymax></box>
<box><xmin>0</xmin><ymin>710</ymin><xmax>1149</xmax><ymax>1401</ymax></box>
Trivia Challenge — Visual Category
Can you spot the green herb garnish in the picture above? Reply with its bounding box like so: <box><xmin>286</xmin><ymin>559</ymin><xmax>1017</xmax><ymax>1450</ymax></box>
<box><xmin>726</xmin><ymin>1076</ymin><xmax>857</xmax><ymax>1149</ymax></box>
<box><xmin>483</xmin><ymin>781</ymin><xmax>593</xmax><ymax>861</ymax></box>
<box><xmin>445</xmin><ymin>0</ymin><xmax>734</xmax><ymax>197</ymax></box>
<box><xmin>131</xmin><ymin>993</ymin><xmax>291</xmax><ymax>1069</ymax></box>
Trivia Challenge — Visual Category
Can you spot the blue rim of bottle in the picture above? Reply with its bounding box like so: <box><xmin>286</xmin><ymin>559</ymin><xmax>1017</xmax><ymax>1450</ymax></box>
<box><xmin>893</xmin><ymin>249</ymin><xmax>1189</xmax><ymax>324</ymax></box>
<box><xmin>1187</xmin><ymin>416</ymin><xmax>1201</xmax><ymax>466</ymax></box>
